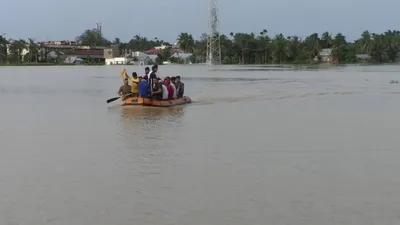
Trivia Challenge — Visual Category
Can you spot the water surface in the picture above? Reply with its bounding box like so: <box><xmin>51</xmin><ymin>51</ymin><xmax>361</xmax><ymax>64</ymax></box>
<box><xmin>1</xmin><ymin>64</ymin><xmax>400</xmax><ymax>225</ymax></box>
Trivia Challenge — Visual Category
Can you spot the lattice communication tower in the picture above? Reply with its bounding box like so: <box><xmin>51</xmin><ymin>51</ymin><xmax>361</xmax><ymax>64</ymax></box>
<box><xmin>206</xmin><ymin>0</ymin><xmax>221</xmax><ymax>65</ymax></box>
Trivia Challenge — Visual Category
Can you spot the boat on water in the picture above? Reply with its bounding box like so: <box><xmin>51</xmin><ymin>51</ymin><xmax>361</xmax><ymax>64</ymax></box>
<box><xmin>120</xmin><ymin>96</ymin><xmax>192</xmax><ymax>107</ymax></box>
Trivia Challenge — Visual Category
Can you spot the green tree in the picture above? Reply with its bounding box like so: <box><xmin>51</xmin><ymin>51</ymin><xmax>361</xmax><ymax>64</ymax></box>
<box><xmin>75</xmin><ymin>29</ymin><xmax>110</xmax><ymax>46</ymax></box>
<box><xmin>271</xmin><ymin>34</ymin><xmax>289</xmax><ymax>63</ymax></box>
<box><xmin>320</xmin><ymin>32</ymin><xmax>333</xmax><ymax>49</ymax></box>
<box><xmin>331</xmin><ymin>33</ymin><xmax>347</xmax><ymax>63</ymax></box>
<box><xmin>25</xmin><ymin>38</ymin><xmax>40</xmax><ymax>63</ymax></box>
<box><xmin>303</xmin><ymin>33</ymin><xmax>321</xmax><ymax>62</ymax></box>
<box><xmin>0</xmin><ymin>35</ymin><xmax>8</xmax><ymax>63</ymax></box>
<box><xmin>177</xmin><ymin>32</ymin><xmax>195</xmax><ymax>53</ymax></box>
<box><xmin>8</xmin><ymin>39</ymin><xmax>27</xmax><ymax>63</ymax></box>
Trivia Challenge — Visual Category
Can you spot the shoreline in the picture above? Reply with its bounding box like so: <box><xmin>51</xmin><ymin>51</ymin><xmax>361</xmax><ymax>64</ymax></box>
<box><xmin>0</xmin><ymin>62</ymin><xmax>395</xmax><ymax>67</ymax></box>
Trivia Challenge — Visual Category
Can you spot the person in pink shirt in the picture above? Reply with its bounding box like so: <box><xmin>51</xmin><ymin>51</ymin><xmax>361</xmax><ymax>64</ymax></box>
<box><xmin>163</xmin><ymin>77</ymin><xmax>174</xmax><ymax>100</ymax></box>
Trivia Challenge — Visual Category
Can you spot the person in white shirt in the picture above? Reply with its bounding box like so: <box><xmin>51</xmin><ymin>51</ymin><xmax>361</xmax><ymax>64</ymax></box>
<box><xmin>160</xmin><ymin>79</ymin><xmax>169</xmax><ymax>100</ymax></box>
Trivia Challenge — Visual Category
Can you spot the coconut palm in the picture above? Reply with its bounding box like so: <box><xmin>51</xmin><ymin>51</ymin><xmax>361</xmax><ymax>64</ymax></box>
<box><xmin>177</xmin><ymin>32</ymin><xmax>195</xmax><ymax>53</ymax></box>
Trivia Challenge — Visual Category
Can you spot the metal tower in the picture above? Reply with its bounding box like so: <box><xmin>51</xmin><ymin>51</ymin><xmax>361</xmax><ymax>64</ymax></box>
<box><xmin>206</xmin><ymin>0</ymin><xmax>221</xmax><ymax>65</ymax></box>
<box><xmin>96</xmin><ymin>23</ymin><xmax>102</xmax><ymax>36</ymax></box>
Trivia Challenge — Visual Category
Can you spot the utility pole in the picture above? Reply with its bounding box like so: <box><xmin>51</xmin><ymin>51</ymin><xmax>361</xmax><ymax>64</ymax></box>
<box><xmin>96</xmin><ymin>23</ymin><xmax>102</xmax><ymax>36</ymax></box>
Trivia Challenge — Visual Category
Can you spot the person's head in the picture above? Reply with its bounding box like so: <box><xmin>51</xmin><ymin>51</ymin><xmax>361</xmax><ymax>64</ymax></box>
<box><xmin>153</xmin><ymin>77</ymin><xmax>159</xmax><ymax>84</ymax></box>
<box><xmin>164</xmin><ymin>76</ymin><xmax>171</xmax><ymax>85</ymax></box>
<box><xmin>176</xmin><ymin>76</ymin><xmax>181</xmax><ymax>83</ymax></box>
<box><xmin>132</xmin><ymin>72</ymin><xmax>138</xmax><ymax>78</ymax></box>
<box><xmin>171</xmin><ymin>76</ymin><xmax>176</xmax><ymax>84</ymax></box>
<box><xmin>123</xmin><ymin>78</ymin><xmax>129</xmax><ymax>85</ymax></box>
<box><xmin>139</xmin><ymin>76</ymin><xmax>142</xmax><ymax>82</ymax></box>
<box><xmin>152</xmin><ymin>64</ymin><xmax>158</xmax><ymax>73</ymax></box>
<box><xmin>145</xmin><ymin>67</ymin><xmax>150</xmax><ymax>74</ymax></box>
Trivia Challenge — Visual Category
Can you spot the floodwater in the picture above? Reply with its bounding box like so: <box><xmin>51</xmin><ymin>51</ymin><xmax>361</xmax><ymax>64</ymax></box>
<box><xmin>1</xmin><ymin>64</ymin><xmax>400</xmax><ymax>225</ymax></box>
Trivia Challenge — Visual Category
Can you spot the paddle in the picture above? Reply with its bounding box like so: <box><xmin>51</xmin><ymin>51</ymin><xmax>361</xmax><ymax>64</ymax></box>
<box><xmin>120</xmin><ymin>68</ymin><xmax>127</xmax><ymax>80</ymax></box>
<box><xmin>106</xmin><ymin>93</ymin><xmax>132</xmax><ymax>104</ymax></box>
<box><xmin>106</xmin><ymin>68</ymin><xmax>130</xmax><ymax>104</ymax></box>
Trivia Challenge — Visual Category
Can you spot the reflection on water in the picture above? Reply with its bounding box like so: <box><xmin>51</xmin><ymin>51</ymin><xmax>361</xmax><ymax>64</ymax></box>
<box><xmin>120</xmin><ymin>106</ymin><xmax>185</xmax><ymax>120</ymax></box>
<box><xmin>116</xmin><ymin>106</ymin><xmax>186</xmax><ymax>152</ymax></box>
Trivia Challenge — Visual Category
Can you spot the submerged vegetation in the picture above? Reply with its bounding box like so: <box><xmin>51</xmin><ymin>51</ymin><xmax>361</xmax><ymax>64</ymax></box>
<box><xmin>1</xmin><ymin>28</ymin><xmax>400</xmax><ymax>65</ymax></box>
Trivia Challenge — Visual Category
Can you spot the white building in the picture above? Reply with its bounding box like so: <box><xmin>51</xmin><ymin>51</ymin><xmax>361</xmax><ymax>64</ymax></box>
<box><xmin>105</xmin><ymin>57</ymin><xmax>131</xmax><ymax>65</ymax></box>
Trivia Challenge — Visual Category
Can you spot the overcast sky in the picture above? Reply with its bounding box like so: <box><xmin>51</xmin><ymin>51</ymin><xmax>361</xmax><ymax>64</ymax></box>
<box><xmin>1</xmin><ymin>0</ymin><xmax>398</xmax><ymax>42</ymax></box>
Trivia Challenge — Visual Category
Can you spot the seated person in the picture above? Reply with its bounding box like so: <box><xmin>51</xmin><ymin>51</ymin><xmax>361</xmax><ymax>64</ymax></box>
<box><xmin>118</xmin><ymin>78</ymin><xmax>132</xmax><ymax>100</ymax></box>
<box><xmin>161</xmin><ymin>80</ymin><xmax>169</xmax><ymax>100</ymax></box>
<box><xmin>175</xmin><ymin>76</ymin><xmax>185</xmax><ymax>98</ymax></box>
<box><xmin>151</xmin><ymin>77</ymin><xmax>163</xmax><ymax>99</ymax></box>
<box><xmin>164</xmin><ymin>77</ymin><xmax>174</xmax><ymax>100</ymax></box>
<box><xmin>170</xmin><ymin>76</ymin><xmax>177</xmax><ymax>99</ymax></box>
<box><xmin>138</xmin><ymin>77</ymin><xmax>149</xmax><ymax>98</ymax></box>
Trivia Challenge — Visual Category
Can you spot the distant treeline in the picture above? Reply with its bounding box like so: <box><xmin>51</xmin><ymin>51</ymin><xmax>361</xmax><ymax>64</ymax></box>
<box><xmin>1</xmin><ymin>28</ymin><xmax>400</xmax><ymax>65</ymax></box>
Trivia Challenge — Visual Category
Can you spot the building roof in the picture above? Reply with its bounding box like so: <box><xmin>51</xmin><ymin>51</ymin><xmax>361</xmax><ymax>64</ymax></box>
<box><xmin>137</xmin><ymin>55</ymin><xmax>151</xmax><ymax>61</ymax></box>
<box><xmin>145</xmin><ymin>48</ymin><xmax>182</xmax><ymax>55</ymax></box>
<box><xmin>356</xmin><ymin>54</ymin><xmax>371</xmax><ymax>59</ymax></box>
<box><xmin>171</xmin><ymin>53</ymin><xmax>193</xmax><ymax>59</ymax></box>
<box><xmin>319</xmin><ymin>48</ymin><xmax>332</xmax><ymax>56</ymax></box>
<box><xmin>69</xmin><ymin>49</ymin><xmax>103</xmax><ymax>55</ymax></box>
<box><xmin>64</xmin><ymin>56</ymin><xmax>84</xmax><ymax>63</ymax></box>
<box><xmin>148</xmin><ymin>55</ymin><xmax>158</xmax><ymax>61</ymax></box>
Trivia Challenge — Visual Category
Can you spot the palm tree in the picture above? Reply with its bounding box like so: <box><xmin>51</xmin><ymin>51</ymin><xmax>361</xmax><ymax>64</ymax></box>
<box><xmin>27</xmin><ymin>38</ymin><xmax>39</xmax><ymax>63</ymax></box>
<box><xmin>321</xmin><ymin>32</ymin><xmax>333</xmax><ymax>48</ymax></box>
<box><xmin>9</xmin><ymin>39</ymin><xmax>27</xmax><ymax>63</ymax></box>
<box><xmin>359</xmin><ymin>30</ymin><xmax>372</xmax><ymax>54</ymax></box>
<box><xmin>258</xmin><ymin>29</ymin><xmax>271</xmax><ymax>64</ymax></box>
<box><xmin>272</xmin><ymin>34</ymin><xmax>289</xmax><ymax>63</ymax></box>
<box><xmin>232</xmin><ymin>32</ymin><xmax>254</xmax><ymax>64</ymax></box>
<box><xmin>303</xmin><ymin>33</ymin><xmax>321</xmax><ymax>62</ymax></box>
<box><xmin>287</xmin><ymin>36</ymin><xmax>301</xmax><ymax>62</ymax></box>
<box><xmin>331</xmin><ymin>33</ymin><xmax>347</xmax><ymax>63</ymax></box>
<box><xmin>177</xmin><ymin>32</ymin><xmax>195</xmax><ymax>53</ymax></box>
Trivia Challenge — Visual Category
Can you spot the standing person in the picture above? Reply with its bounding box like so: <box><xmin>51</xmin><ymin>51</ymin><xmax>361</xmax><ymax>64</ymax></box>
<box><xmin>149</xmin><ymin>65</ymin><xmax>158</xmax><ymax>79</ymax></box>
<box><xmin>143</xmin><ymin>67</ymin><xmax>150</xmax><ymax>80</ymax></box>
<box><xmin>148</xmin><ymin>64</ymin><xmax>158</xmax><ymax>95</ymax></box>
<box><xmin>126</xmin><ymin>72</ymin><xmax>139</xmax><ymax>97</ymax></box>
<box><xmin>118</xmin><ymin>78</ymin><xmax>132</xmax><ymax>100</ymax></box>
<box><xmin>175</xmin><ymin>76</ymin><xmax>185</xmax><ymax>98</ymax></box>
<box><xmin>170</xmin><ymin>76</ymin><xmax>177</xmax><ymax>99</ymax></box>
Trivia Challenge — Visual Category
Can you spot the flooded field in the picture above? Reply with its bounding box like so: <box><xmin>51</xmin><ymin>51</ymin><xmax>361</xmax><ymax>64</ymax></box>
<box><xmin>1</xmin><ymin>64</ymin><xmax>400</xmax><ymax>225</ymax></box>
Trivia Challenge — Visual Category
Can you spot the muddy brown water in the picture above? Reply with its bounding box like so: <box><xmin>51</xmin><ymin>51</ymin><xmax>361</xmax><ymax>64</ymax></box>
<box><xmin>1</xmin><ymin>64</ymin><xmax>400</xmax><ymax>225</ymax></box>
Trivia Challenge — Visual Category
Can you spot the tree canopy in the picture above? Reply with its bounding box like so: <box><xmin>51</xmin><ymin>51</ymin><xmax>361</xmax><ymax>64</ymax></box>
<box><xmin>2</xmin><ymin>29</ymin><xmax>400</xmax><ymax>64</ymax></box>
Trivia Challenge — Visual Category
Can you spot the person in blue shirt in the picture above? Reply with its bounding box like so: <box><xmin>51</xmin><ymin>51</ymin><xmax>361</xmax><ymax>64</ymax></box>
<box><xmin>138</xmin><ymin>77</ymin><xmax>150</xmax><ymax>98</ymax></box>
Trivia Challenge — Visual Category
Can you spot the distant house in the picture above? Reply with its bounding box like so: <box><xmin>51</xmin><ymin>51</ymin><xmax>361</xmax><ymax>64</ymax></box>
<box><xmin>171</xmin><ymin>53</ymin><xmax>193</xmax><ymax>60</ymax></box>
<box><xmin>67</xmin><ymin>49</ymin><xmax>104</xmax><ymax>60</ymax></box>
<box><xmin>356</xmin><ymin>54</ymin><xmax>371</xmax><ymax>62</ymax></box>
<box><xmin>132</xmin><ymin>51</ymin><xmax>153</xmax><ymax>65</ymax></box>
<box><xmin>148</xmin><ymin>54</ymin><xmax>158</xmax><ymax>63</ymax></box>
<box><xmin>105</xmin><ymin>57</ymin><xmax>130</xmax><ymax>65</ymax></box>
<box><xmin>46</xmin><ymin>50</ymin><xmax>65</xmax><ymax>60</ymax></box>
<box><xmin>170</xmin><ymin>53</ymin><xmax>193</xmax><ymax>63</ymax></box>
<box><xmin>145</xmin><ymin>47</ymin><xmax>181</xmax><ymax>55</ymax></box>
<box><xmin>316</xmin><ymin>48</ymin><xmax>333</xmax><ymax>62</ymax></box>
<box><xmin>64</xmin><ymin>56</ymin><xmax>84</xmax><ymax>64</ymax></box>
<box><xmin>60</xmin><ymin>49</ymin><xmax>104</xmax><ymax>64</ymax></box>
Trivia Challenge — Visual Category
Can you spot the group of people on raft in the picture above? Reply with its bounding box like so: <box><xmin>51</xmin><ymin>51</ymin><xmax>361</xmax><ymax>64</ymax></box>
<box><xmin>118</xmin><ymin>64</ymin><xmax>185</xmax><ymax>101</ymax></box>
